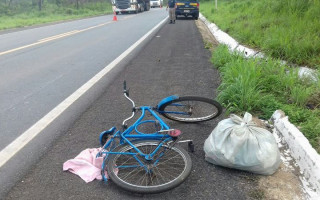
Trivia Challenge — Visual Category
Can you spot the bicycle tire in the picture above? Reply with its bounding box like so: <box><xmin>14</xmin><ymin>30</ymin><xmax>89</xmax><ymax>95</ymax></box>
<box><xmin>158</xmin><ymin>96</ymin><xmax>222</xmax><ymax>123</ymax></box>
<box><xmin>106</xmin><ymin>140</ymin><xmax>192</xmax><ymax>194</ymax></box>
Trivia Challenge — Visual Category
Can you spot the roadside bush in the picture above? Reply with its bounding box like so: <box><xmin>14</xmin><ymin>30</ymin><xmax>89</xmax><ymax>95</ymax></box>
<box><xmin>217</xmin><ymin>58</ymin><xmax>268</xmax><ymax>114</ymax></box>
<box><xmin>301</xmin><ymin>116</ymin><xmax>320</xmax><ymax>153</ymax></box>
<box><xmin>212</xmin><ymin>45</ymin><xmax>320</xmax><ymax>152</ymax></box>
<box><xmin>211</xmin><ymin>45</ymin><xmax>244</xmax><ymax>69</ymax></box>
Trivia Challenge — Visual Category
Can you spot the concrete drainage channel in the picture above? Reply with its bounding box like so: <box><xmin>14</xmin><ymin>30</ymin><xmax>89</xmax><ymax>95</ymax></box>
<box><xmin>271</xmin><ymin>111</ymin><xmax>320</xmax><ymax>199</ymax></box>
<box><xmin>198</xmin><ymin>13</ymin><xmax>320</xmax><ymax>199</ymax></box>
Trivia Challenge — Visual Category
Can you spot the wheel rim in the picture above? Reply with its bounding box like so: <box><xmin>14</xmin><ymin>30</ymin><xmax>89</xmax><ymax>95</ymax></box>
<box><xmin>109</xmin><ymin>142</ymin><xmax>189</xmax><ymax>189</ymax></box>
<box><xmin>163</xmin><ymin>100</ymin><xmax>220</xmax><ymax>122</ymax></box>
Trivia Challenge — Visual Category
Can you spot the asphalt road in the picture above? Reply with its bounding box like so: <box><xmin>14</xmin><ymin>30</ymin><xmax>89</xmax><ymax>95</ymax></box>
<box><xmin>4</xmin><ymin>14</ymin><xmax>259</xmax><ymax>199</ymax></box>
<box><xmin>0</xmin><ymin>9</ymin><xmax>167</xmax><ymax>196</ymax></box>
<box><xmin>0</xmin><ymin>9</ymin><xmax>167</xmax><ymax>150</ymax></box>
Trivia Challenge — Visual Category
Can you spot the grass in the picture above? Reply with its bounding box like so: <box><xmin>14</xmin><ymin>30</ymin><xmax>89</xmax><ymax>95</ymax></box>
<box><xmin>0</xmin><ymin>2</ymin><xmax>113</xmax><ymax>30</ymax></box>
<box><xmin>200</xmin><ymin>0</ymin><xmax>320</xmax><ymax>152</ymax></box>
<box><xmin>211</xmin><ymin>45</ymin><xmax>320</xmax><ymax>153</ymax></box>
<box><xmin>200</xmin><ymin>0</ymin><xmax>320</xmax><ymax>69</ymax></box>
<box><xmin>1</xmin><ymin>0</ymin><xmax>319</xmax><ymax>152</ymax></box>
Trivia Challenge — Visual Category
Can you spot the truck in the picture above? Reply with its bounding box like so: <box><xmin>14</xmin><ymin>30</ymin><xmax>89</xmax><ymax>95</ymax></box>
<box><xmin>111</xmin><ymin>0</ymin><xmax>150</xmax><ymax>14</ymax></box>
<box><xmin>150</xmin><ymin>0</ymin><xmax>163</xmax><ymax>8</ymax></box>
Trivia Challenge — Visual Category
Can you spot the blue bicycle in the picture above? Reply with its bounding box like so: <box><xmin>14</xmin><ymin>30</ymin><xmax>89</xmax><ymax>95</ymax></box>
<box><xmin>97</xmin><ymin>81</ymin><xmax>222</xmax><ymax>193</ymax></box>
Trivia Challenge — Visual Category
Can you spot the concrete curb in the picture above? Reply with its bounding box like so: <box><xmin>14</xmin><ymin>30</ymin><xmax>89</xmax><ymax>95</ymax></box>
<box><xmin>198</xmin><ymin>14</ymin><xmax>318</xmax><ymax>81</ymax></box>
<box><xmin>198</xmin><ymin>13</ymin><xmax>320</xmax><ymax>199</ymax></box>
<box><xmin>271</xmin><ymin>111</ymin><xmax>320</xmax><ymax>199</ymax></box>
<box><xmin>199</xmin><ymin>13</ymin><xmax>264</xmax><ymax>58</ymax></box>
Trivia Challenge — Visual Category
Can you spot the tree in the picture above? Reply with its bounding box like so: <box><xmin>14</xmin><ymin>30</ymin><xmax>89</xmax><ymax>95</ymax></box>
<box><xmin>8</xmin><ymin>0</ymin><xmax>13</xmax><ymax>7</ymax></box>
<box><xmin>55</xmin><ymin>0</ymin><xmax>61</xmax><ymax>7</ymax></box>
<box><xmin>38</xmin><ymin>0</ymin><xmax>44</xmax><ymax>11</ymax></box>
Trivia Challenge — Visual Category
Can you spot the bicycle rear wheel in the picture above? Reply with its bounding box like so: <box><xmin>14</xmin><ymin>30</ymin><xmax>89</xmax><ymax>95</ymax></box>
<box><xmin>106</xmin><ymin>140</ymin><xmax>192</xmax><ymax>194</ymax></box>
<box><xmin>158</xmin><ymin>96</ymin><xmax>222</xmax><ymax>122</ymax></box>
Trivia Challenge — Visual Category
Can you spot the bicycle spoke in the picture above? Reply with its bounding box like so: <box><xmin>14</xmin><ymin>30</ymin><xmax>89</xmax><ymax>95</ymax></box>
<box><xmin>138</xmin><ymin>172</ymin><xmax>147</xmax><ymax>186</ymax></box>
<box><xmin>117</xmin><ymin>155</ymin><xmax>136</xmax><ymax>167</ymax></box>
<box><xmin>148</xmin><ymin>171</ymin><xmax>155</xmax><ymax>186</ymax></box>
<box><xmin>156</xmin><ymin>153</ymin><xmax>181</xmax><ymax>164</ymax></box>
<box><xmin>119</xmin><ymin>166</ymin><xmax>143</xmax><ymax>181</ymax></box>
<box><xmin>153</xmin><ymin>166</ymin><xmax>168</xmax><ymax>184</ymax></box>
<box><xmin>107</xmin><ymin>141</ymin><xmax>192</xmax><ymax>193</ymax></box>
<box><xmin>154</xmin><ymin>166</ymin><xmax>180</xmax><ymax>179</ymax></box>
<box><xmin>159</xmin><ymin>96</ymin><xmax>222</xmax><ymax>122</ymax></box>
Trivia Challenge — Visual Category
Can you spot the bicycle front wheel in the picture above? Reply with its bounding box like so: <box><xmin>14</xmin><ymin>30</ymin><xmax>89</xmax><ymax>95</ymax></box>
<box><xmin>158</xmin><ymin>96</ymin><xmax>222</xmax><ymax>122</ymax></box>
<box><xmin>106</xmin><ymin>140</ymin><xmax>192</xmax><ymax>194</ymax></box>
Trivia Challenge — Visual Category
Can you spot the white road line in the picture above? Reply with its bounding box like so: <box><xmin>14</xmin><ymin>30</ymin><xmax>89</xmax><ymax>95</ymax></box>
<box><xmin>0</xmin><ymin>16</ymin><xmax>168</xmax><ymax>168</ymax></box>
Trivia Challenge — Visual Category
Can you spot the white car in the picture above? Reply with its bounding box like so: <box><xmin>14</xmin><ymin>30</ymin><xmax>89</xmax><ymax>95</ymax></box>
<box><xmin>150</xmin><ymin>0</ymin><xmax>163</xmax><ymax>8</ymax></box>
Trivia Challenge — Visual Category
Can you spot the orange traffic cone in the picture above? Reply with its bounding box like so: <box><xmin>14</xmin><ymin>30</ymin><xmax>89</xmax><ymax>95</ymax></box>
<box><xmin>113</xmin><ymin>11</ymin><xmax>117</xmax><ymax>21</ymax></box>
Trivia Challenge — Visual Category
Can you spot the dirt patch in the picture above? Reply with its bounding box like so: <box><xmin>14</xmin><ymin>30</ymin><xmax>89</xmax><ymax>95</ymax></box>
<box><xmin>258</xmin><ymin>163</ymin><xmax>305</xmax><ymax>200</ymax></box>
<box><xmin>195</xmin><ymin>19</ymin><xmax>219</xmax><ymax>51</ymax></box>
<box><xmin>195</xmin><ymin>19</ymin><xmax>306</xmax><ymax>200</ymax></box>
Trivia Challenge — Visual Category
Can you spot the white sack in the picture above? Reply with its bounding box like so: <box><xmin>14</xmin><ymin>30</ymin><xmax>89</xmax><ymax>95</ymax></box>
<box><xmin>204</xmin><ymin>112</ymin><xmax>281</xmax><ymax>175</ymax></box>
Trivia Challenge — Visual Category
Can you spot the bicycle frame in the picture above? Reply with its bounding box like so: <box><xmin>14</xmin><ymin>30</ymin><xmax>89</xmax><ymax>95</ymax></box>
<box><xmin>97</xmin><ymin>81</ymin><xmax>195</xmax><ymax>182</ymax></box>
<box><xmin>156</xmin><ymin>104</ymin><xmax>191</xmax><ymax>116</ymax></box>
<box><xmin>98</xmin><ymin>105</ymin><xmax>177</xmax><ymax>182</ymax></box>
<box><xmin>95</xmin><ymin>82</ymin><xmax>220</xmax><ymax>192</ymax></box>
<box><xmin>105</xmin><ymin>106</ymin><xmax>173</xmax><ymax>147</ymax></box>
<box><xmin>155</xmin><ymin>95</ymin><xmax>193</xmax><ymax>116</ymax></box>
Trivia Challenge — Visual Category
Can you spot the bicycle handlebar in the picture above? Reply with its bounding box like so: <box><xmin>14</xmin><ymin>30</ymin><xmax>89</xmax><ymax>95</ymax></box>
<box><xmin>123</xmin><ymin>81</ymin><xmax>129</xmax><ymax>96</ymax></box>
<box><xmin>122</xmin><ymin>80</ymin><xmax>135</xmax><ymax>129</ymax></box>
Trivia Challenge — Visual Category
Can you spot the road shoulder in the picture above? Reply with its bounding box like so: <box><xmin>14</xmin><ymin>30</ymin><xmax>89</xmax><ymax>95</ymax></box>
<box><xmin>195</xmin><ymin>19</ymin><xmax>305</xmax><ymax>200</ymax></box>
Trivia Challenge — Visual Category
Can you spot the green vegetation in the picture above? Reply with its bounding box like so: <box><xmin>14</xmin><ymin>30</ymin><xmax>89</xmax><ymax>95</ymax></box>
<box><xmin>200</xmin><ymin>0</ymin><xmax>320</xmax><ymax>69</ymax></box>
<box><xmin>200</xmin><ymin>0</ymin><xmax>320</xmax><ymax>152</ymax></box>
<box><xmin>212</xmin><ymin>45</ymin><xmax>320</xmax><ymax>152</ymax></box>
<box><xmin>1</xmin><ymin>0</ymin><xmax>319</xmax><ymax>152</ymax></box>
<box><xmin>0</xmin><ymin>0</ymin><xmax>112</xmax><ymax>30</ymax></box>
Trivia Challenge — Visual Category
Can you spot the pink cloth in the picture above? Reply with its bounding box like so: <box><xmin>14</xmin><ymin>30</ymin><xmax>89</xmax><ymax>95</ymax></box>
<box><xmin>63</xmin><ymin>148</ymin><xmax>106</xmax><ymax>183</ymax></box>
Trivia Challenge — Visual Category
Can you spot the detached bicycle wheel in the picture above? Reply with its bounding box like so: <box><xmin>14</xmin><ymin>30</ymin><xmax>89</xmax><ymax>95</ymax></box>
<box><xmin>106</xmin><ymin>140</ymin><xmax>192</xmax><ymax>194</ymax></box>
<box><xmin>158</xmin><ymin>96</ymin><xmax>222</xmax><ymax>123</ymax></box>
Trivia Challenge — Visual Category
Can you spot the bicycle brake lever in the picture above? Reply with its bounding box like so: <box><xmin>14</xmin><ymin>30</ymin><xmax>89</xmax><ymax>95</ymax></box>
<box><xmin>122</xmin><ymin>123</ymin><xmax>128</xmax><ymax>130</ymax></box>
<box><xmin>123</xmin><ymin>81</ymin><xmax>129</xmax><ymax>96</ymax></box>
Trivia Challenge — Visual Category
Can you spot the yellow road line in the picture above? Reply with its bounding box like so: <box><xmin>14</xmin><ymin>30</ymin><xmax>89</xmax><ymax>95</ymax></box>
<box><xmin>0</xmin><ymin>21</ymin><xmax>113</xmax><ymax>56</ymax></box>
<box><xmin>0</xmin><ymin>16</ymin><xmax>168</xmax><ymax>169</ymax></box>
<box><xmin>38</xmin><ymin>30</ymin><xmax>80</xmax><ymax>42</ymax></box>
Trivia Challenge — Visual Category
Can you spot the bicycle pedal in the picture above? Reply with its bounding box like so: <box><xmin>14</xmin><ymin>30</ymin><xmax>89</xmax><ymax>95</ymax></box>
<box><xmin>188</xmin><ymin>141</ymin><xmax>195</xmax><ymax>153</ymax></box>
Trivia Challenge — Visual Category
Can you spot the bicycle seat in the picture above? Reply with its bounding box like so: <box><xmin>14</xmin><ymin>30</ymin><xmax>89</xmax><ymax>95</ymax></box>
<box><xmin>99</xmin><ymin>127</ymin><xmax>116</xmax><ymax>146</ymax></box>
<box><xmin>168</xmin><ymin>129</ymin><xmax>182</xmax><ymax>137</ymax></box>
<box><xmin>157</xmin><ymin>95</ymin><xmax>179</xmax><ymax>110</ymax></box>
